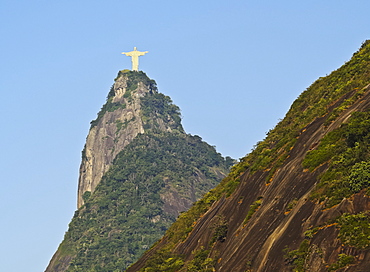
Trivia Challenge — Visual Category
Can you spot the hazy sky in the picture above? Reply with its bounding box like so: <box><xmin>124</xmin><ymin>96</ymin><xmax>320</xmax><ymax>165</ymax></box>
<box><xmin>1</xmin><ymin>1</ymin><xmax>369</xmax><ymax>271</ymax></box>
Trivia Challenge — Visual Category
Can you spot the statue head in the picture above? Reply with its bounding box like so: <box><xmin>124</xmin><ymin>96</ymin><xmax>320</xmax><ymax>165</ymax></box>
<box><xmin>134</xmin><ymin>47</ymin><xmax>137</xmax><ymax>51</ymax></box>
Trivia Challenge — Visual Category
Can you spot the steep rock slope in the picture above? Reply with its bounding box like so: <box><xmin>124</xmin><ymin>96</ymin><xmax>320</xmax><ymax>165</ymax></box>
<box><xmin>78</xmin><ymin>71</ymin><xmax>161</xmax><ymax>208</ymax></box>
<box><xmin>128</xmin><ymin>41</ymin><xmax>370</xmax><ymax>272</ymax></box>
<box><xmin>46</xmin><ymin>71</ymin><xmax>232</xmax><ymax>271</ymax></box>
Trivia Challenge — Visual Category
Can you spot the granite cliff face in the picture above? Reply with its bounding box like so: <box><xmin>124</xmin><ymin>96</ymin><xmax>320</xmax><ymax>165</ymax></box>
<box><xmin>127</xmin><ymin>41</ymin><xmax>370</xmax><ymax>271</ymax></box>
<box><xmin>77</xmin><ymin>70</ymin><xmax>178</xmax><ymax>208</ymax></box>
<box><xmin>45</xmin><ymin>70</ymin><xmax>231</xmax><ymax>271</ymax></box>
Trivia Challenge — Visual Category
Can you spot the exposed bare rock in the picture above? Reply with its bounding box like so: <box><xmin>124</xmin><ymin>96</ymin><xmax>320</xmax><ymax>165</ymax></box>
<box><xmin>78</xmin><ymin>72</ymin><xmax>165</xmax><ymax>208</ymax></box>
<box><xmin>127</xmin><ymin>41</ymin><xmax>370</xmax><ymax>272</ymax></box>
<box><xmin>45</xmin><ymin>70</ymin><xmax>230</xmax><ymax>272</ymax></box>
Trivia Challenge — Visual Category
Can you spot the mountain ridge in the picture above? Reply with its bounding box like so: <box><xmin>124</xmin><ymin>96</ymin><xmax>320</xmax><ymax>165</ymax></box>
<box><xmin>127</xmin><ymin>41</ymin><xmax>370</xmax><ymax>272</ymax></box>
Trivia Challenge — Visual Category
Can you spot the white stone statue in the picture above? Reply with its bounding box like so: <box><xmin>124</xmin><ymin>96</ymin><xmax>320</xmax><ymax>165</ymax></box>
<box><xmin>121</xmin><ymin>47</ymin><xmax>148</xmax><ymax>71</ymax></box>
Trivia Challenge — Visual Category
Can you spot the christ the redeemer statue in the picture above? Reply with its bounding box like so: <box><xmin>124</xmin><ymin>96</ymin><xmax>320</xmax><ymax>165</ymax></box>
<box><xmin>121</xmin><ymin>47</ymin><xmax>148</xmax><ymax>71</ymax></box>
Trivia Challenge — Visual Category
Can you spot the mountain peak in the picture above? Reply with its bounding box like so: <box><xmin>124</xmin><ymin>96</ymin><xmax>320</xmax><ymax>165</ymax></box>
<box><xmin>78</xmin><ymin>70</ymin><xmax>183</xmax><ymax>208</ymax></box>
<box><xmin>46</xmin><ymin>70</ymin><xmax>232</xmax><ymax>272</ymax></box>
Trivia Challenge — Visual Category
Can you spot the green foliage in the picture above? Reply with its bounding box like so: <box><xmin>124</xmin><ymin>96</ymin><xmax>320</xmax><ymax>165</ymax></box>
<box><xmin>243</xmin><ymin>197</ymin><xmax>263</xmax><ymax>225</ymax></box>
<box><xmin>186</xmin><ymin>248</ymin><xmax>215</xmax><ymax>272</ymax></box>
<box><xmin>348</xmin><ymin>161</ymin><xmax>370</xmax><ymax>192</ymax></box>
<box><xmin>90</xmin><ymin>100</ymin><xmax>126</xmax><ymax>127</ymax></box>
<box><xmin>114</xmin><ymin>70</ymin><xmax>157</xmax><ymax>94</ymax></box>
<box><xmin>62</xmin><ymin>130</ymin><xmax>230</xmax><ymax>271</ymax></box>
<box><xmin>82</xmin><ymin>191</ymin><xmax>91</xmax><ymax>203</ymax></box>
<box><xmin>284</xmin><ymin>239</ymin><xmax>310</xmax><ymax>272</ymax></box>
<box><xmin>285</xmin><ymin>198</ymin><xmax>298</xmax><ymax>213</ymax></box>
<box><xmin>115</xmin><ymin>118</ymin><xmax>135</xmax><ymax>134</ymax></box>
<box><xmin>90</xmin><ymin>71</ymin><xmax>155</xmax><ymax>128</ymax></box>
<box><xmin>232</xmin><ymin>40</ymin><xmax>370</xmax><ymax>182</ymax></box>
<box><xmin>136</xmin><ymin>249</ymin><xmax>184</xmax><ymax>272</ymax></box>
<box><xmin>123</xmin><ymin>89</ymin><xmax>132</xmax><ymax>100</ymax></box>
<box><xmin>344</xmin><ymin>111</ymin><xmax>370</xmax><ymax>147</ymax></box>
<box><xmin>302</xmin><ymin>129</ymin><xmax>346</xmax><ymax>171</ymax></box>
<box><xmin>210</xmin><ymin>216</ymin><xmax>228</xmax><ymax>244</ymax></box>
<box><xmin>223</xmin><ymin>177</ymin><xmax>240</xmax><ymax>197</ymax></box>
<box><xmin>303</xmin><ymin>226</ymin><xmax>319</xmax><ymax>239</ymax></box>
<box><xmin>336</xmin><ymin>212</ymin><xmax>370</xmax><ymax>249</ymax></box>
<box><xmin>328</xmin><ymin>254</ymin><xmax>355</xmax><ymax>271</ymax></box>
<box><xmin>140</xmin><ymin>92</ymin><xmax>183</xmax><ymax>132</ymax></box>
<box><xmin>305</xmin><ymin>111</ymin><xmax>370</xmax><ymax>207</ymax></box>
<box><xmin>81</xmin><ymin>145</ymin><xmax>86</xmax><ymax>160</ymax></box>
<box><xmin>224</xmin><ymin>156</ymin><xmax>236</xmax><ymax>168</ymax></box>
<box><xmin>135</xmin><ymin>171</ymin><xmax>244</xmax><ymax>270</ymax></box>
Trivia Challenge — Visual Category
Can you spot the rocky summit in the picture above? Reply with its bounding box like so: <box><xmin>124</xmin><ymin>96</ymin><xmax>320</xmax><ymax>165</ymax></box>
<box><xmin>45</xmin><ymin>70</ymin><xmax>232</xmax><ymax>271</ymax></box>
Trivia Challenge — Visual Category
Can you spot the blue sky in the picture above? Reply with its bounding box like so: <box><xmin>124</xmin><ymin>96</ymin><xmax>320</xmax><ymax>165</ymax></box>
<box><xmin>0</xmin><ymin>1</ymin><xmax>369</xmax><ymax>271</ymax></box>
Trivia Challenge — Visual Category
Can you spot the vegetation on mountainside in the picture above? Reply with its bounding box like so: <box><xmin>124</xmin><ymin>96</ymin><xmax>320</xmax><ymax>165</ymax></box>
<box><xmin>90</xmin><ymin>88</ymin><xmax>127</xmax><ymax>128</ymax></box>
<box><xmin>303</xmin><ymin>110</ymin><xmax>370</xmax><ymax>207</ymax></box>
<box><xmin>271</xmin><ymin>42</ymin><xmax>370</xmax><ymax>271</ymax></box>
<box><xmin>328</xmin><ymin>254</ymin><xmax>355</xmax><ymax>271</ymax></box>
<box><xmin>234</xmin><ymin>40</ymin><xmax>370</xmax><ymax>181</ymax></box>
<box><xmin>90</xmin><ymin>70</ymin><xmax>157</xmax><ymax>127</ymax></box>
<box><xmin>129</xmin><ymin>177</ymin><xmax>238</xmax><ymax>271</ymax></box>
<box><xmin>337</xmin><ymin>212</ymin><xmax>370</xmax><ymax>249</ymax></box>
<box><xmin>131</xmin><ymin>41</ymin><xmax>370</xmax><ymax>272</ymax></box>
<box><xmin>113</xmin><ymin>70</ymin><xmax>158</xmax><ymax>95</ymax></box>
<box><xmin>59</xmin><ymin>131</ymin><xmax>230</xmax><ymax>272</ymax></box>
<box><xmin>186</xmin><ymin>247</ymin><xmax>215</xmax><ymax>272</ymax></box>
<box><xmin>285</xmin><ymin>240</ymin><xmax>356</xmax><ymax>272</ymax></box>
<box><xmin>284</xmin><ymin>239</ymin><xmax>310</xmax><ymax>272</ymax></box>
<box><xmin>210</xmin><ymin>216</ymin><xmax>228</xmax><ymax>244</ymax></box>
<box><xmin>287</xmin><ymin>211</ymin><xmax>367</xmax><ymax>272</ymax></box>
<box><xmin>243</xmin><ymin>197</ymin><xmax>263</xmax><ymax>225</ymax></box>
<box><xmin>48</xmin><ymin>70</ymin><xmax>233</xmax><ymax>272</ymax></box>
<box><xmin>141</xmin><ymin>92</ymin><xmax>183</xmax><ymax>133</ymax></box>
